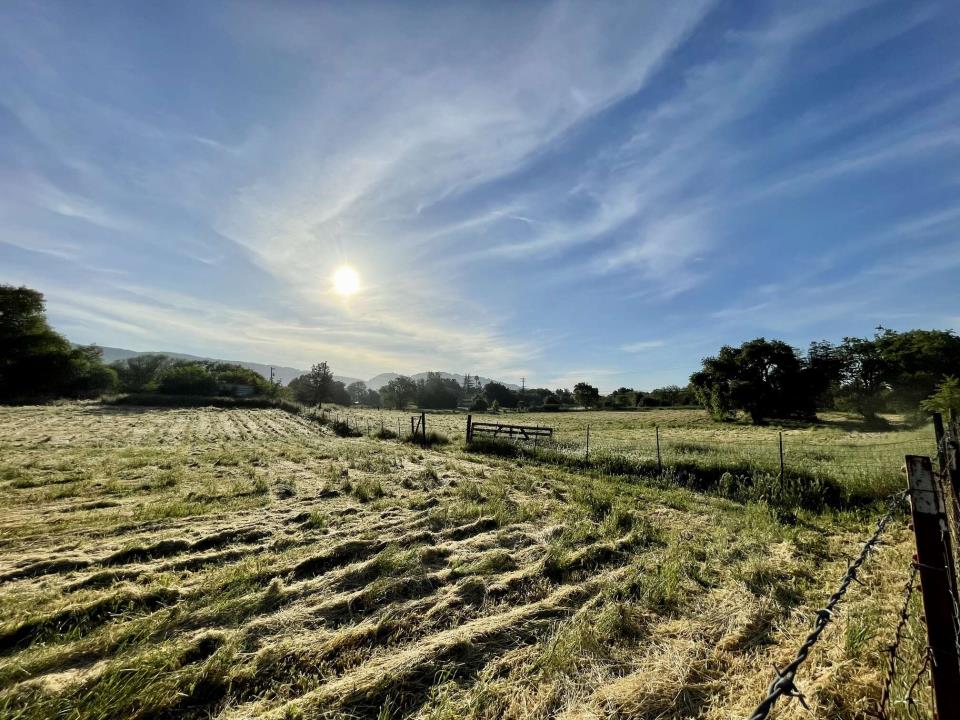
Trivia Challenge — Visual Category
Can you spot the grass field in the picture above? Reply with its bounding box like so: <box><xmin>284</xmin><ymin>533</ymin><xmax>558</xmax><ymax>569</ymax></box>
<box><xmin>0</xmin><ymin>404</ymin><xmax>931</xmax><ymax>719</ymax></box>
<box><xmin>322</xmin><ymin>406</ymin><xmax>934</xmax><ymax>502</ymax></box>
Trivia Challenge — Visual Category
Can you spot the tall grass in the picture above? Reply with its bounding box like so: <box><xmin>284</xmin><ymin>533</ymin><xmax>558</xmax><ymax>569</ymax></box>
<box><xmin>466</xmin><ymin>436</ymin><xmax>846</xmax><ymax>511</ymax></box>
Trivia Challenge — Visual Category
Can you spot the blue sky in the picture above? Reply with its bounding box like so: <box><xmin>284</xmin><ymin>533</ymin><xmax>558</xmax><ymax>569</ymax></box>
<box><xmin>1</xmin><ymin>1</ymin><xmax>958</xmax><ymax>391</ymax></box>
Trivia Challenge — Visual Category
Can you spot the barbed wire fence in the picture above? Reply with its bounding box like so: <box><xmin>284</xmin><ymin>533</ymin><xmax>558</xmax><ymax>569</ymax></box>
<box><xmin>745</xmin><ymin>413</ymin><xmax>960</xmax><ymax>720</ymax></box>
<box><xmin>747</xmin><ymin>490</ymin><xmax>905</xmax><ymax>720</ymax></box>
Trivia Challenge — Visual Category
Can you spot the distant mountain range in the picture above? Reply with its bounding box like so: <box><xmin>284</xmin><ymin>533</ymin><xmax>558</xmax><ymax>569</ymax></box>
<box><xmin>89</xmin><ymin>345</ymin><xmax>520</xmax><ymax>390</ymax></box>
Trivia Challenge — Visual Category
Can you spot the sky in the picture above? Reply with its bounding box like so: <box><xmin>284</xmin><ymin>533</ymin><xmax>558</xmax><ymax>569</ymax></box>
<box><xmin>1</xmin><ymin>1</ymin><xmax>958</xmax><ymax>392</ymax></box>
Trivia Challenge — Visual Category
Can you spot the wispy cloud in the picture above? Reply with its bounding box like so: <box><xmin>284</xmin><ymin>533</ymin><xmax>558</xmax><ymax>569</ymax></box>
<box><xmin>1</xmin><ymin>1</ymin><xmax>957</xmax><ymax>388</ymax></box>
<box><xmin>622</xmin><ymin>340</ymin><xmax>667</xmax><ymax>353</ymax></box>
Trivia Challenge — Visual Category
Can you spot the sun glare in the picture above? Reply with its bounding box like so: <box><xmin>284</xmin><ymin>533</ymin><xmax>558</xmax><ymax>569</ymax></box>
<box><xmin>333</xmin><ymin>265</ymin><xmax>360</xmax><ymax>296</ymax></box>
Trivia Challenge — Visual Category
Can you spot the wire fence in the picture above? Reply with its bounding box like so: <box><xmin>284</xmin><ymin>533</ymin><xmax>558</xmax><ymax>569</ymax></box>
<box><xmin>321</xmin><ymin>407</ymin><xmax>935</xmax><ymax>497</ymax></box>
<box><xmin>748</xmin><ymin>491</ymin><xmax>906</xmax><ymax>720</ymax></box>
<box><xmin>746</xmin><ymin>415</ymin><xmax>960</xmax><ymax>720</ymax></box>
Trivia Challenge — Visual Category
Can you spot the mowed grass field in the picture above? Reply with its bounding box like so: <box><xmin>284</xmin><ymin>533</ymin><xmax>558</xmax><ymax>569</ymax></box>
<box><xmin>0</xmin><ymin>404</ymin><xmax>930</xmax><ymax>719</ymax></box>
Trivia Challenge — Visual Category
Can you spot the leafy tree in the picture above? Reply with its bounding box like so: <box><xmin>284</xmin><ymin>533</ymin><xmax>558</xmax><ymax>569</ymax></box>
<box><xmin>347</xmin><ymin>381</ymin><xmax>367</xmax><ymax>404</ymax></box>
<box><xmin>328</xmin><ymin>380</ymin><xmax>351</xmax><ymax>405</ymax></box>
<box><xmin>921</xmin><ymin>376</ymin><xmax>960</xmax><ymax>418</ymax></box>
<box><xmin>381</xmin><ymin>376</ymin><xmax>417</xmax><ymax>409</ymax></box>
<box><xmin>68</xmin><ymin>346</ymin><xmax>119</xmax><ymax>397</ymax></box>
<box><xmin>363</xmin><ymin>388</ymin><xmax>381</xmax><ymax>407</ymax></box>
<box><xmin>289</xmin><ymin>362</ymin><xmax>334</xmax><ymax>406</ymax></box>
<box><xmin>812</xmin><ymin>330</ymin><xmax>960</xmax><ymax>419</ymax></box>
<box><xmin>157</xmin><ymin>364</ymin><xmax>219</xmax><ymax>395</ymax></box>
<box><xmin>523</xmin><ymin>388</ymin><xmax>554</xmax><ymax>408</ymax></box>
<box><xmin>469</xmin><ymin>395</ymin><xmax>489</xmax><ymax>411</ymax></box>
<box><xmin>483</xmin><ymin>381</ymin><xmax>518</xmax><ymax>408</ymax></box>
<box><xmin>111</xmin><ymin>354</ymin><xmax>172</xmax><ymax>392</ymax></box>
<box><xmin>415</xmin><ymin>372</ymin><xmax>460</xmax><ymax>409</ymax></box>
<box><xmin>208</xmin><ymin>362</ymin><xmax>272</xmax><ymax>395</ymax></box>
<box><xmin>833</xmin><ymin>337</ymin><xmax>889</xmax><ymax>421</ymax></box>
<box><xmin>690</xmin><ymin>338</ymin><xmax>816</xmax><ymax>423</ymax></box>
<box><xmin>875</xmin><ymin>329</ymin><xmax>960</xmax><ymax>410</ymax></box>
<box><xmin>0</xmin><ymin>285</ymin><xmax>117</xmax><ymax>401</ymax></box>
<box><xmin>573</xmin><ymin>382</ymin><xmax>600</xmax><ymax>409</ymax></box>
<box><xmin>643</xmin><ymin>384</ymin><xmax>697</xmax><ymax>407</ymax></box>
<box><xmin>806</xmin><ymin>340</ymin><xmax>845</xmax><ymax>410</ymax></box>
<box><xmin>606</xmin><ymin>387</ymin><xmax>636</xmax><ymax>408</ymax></box>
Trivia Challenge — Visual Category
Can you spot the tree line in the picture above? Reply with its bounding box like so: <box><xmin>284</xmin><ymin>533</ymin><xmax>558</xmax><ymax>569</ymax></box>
<box><xmin>689</xmin><ymin>331</ymin><xmax>960</xmax><ymax>423</ymax></box>
<box><xmin>4</xmin><ymin>285</ymin><xmax>957</xmax><ymax>420</ymax></box>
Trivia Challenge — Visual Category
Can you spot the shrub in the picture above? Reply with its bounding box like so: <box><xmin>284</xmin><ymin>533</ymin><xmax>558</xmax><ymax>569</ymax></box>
<box><xmin>157</xmin><ymin>365</ymin><xmax>219</xmax><ymax>396</ymax></box>
<box><xmin>404</xmin><ymin>430</ymin><xmax>449</xmax><ymax>447</ymax></box>
<box><xmin>469</xmin><ymin>396</ymin><xmax>489</xmax><ymax>412</ymax></box>
<box><xmin>331</xmin><ymin>419</ymin><xmax>362</xmax><ymax>437</ymax></box>
<box><xmin>373</xmin><ymin>426</ymin><xmax>398</xmax><ymax>440</ymax></box>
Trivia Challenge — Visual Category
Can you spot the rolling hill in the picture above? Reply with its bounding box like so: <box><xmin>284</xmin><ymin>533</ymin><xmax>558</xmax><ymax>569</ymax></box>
<box><xmin>87</xmin><ymin>345</ymin><xmax>519</xmax><ymax>390</ymax></box>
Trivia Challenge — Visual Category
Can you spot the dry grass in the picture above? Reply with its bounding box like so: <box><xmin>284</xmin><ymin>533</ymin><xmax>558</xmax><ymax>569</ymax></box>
<box><xmin>0</xmin><ymin>403</ymin><xmax>930</xmax><ymax>719</ymax></box>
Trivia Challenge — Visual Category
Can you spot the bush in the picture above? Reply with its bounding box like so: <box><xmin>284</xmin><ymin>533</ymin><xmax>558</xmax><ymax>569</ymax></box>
<box><xmin>404</xmin><ymin>430</ymin><xmax>449</xmax><ymax>447</ymax></box>
<box><xmin>106</xmin><ymin>394</ymin><xmax>289</xmax><ymax>409</ymax></box>
<box><xmin>469</xmin><ymin>396</ymin><xmax>489</xmax><ymax>412</ymax></box>
<box><xmin>331</xmin><ymin>418</ymin><xmax>362</xmax><ymax>437</ymax></box>
<box><xmin>157</xmin><ymin>365</ymin><xmax>219</xmax><ymax>396</ymax></box>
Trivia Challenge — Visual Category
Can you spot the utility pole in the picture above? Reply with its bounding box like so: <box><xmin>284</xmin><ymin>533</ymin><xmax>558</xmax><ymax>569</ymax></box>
<box><xmin>269</xmin><ymin>366</ymin><xmax>276</xmax><ymax>385</ymax></box>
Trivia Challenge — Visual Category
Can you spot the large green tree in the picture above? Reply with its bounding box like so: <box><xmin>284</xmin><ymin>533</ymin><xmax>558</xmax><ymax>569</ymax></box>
<box><xmin>832</xmin><ymin>336</ymin><xmax>889</xmax><ymax>420</ymax></box>
<box><xmin>415</xmin><ymin>373</ymin><xmax>460</xmax><ymax>409</ymax></box>
<box><xmin>346</xmin><ymin>381</ymin><xmax>367</xmax><ymax>404</ymax></box>
<box><xmin>690</xmin><ymin>338</ymin><xmax>817</xmax><ymax>423</ymax></box>
<box><xmin>0</xmin><ymin>285</ymin><xmax>117</xmax><ymax>402</ymax></box>
<box><xmin>875</xmin><ymin>329</ymin><xmax>960</xmax><ymax>410</ymax></box>
<box><xmin>381</xmin><ymin>376</ymin><xmax>417</xmax><ymax>409</ymax></box>
<box><xmin>289</xmin><ymin>362</ymin><xmax>334</xmax><ymax>406</ymax></box>
<box><xmin>573</xmin><ymin>382</ymin><xmax>601</xmax><ymax>409</ymax></box>
<box><xmin>483</xmin><ymin>381</ymin><xmax>518</xmax><ymax>409</ymax></box>
<box><xmin>111</xmin><ymin>354</ymin><xmax>172</xmax><ymax>392</ymax></box>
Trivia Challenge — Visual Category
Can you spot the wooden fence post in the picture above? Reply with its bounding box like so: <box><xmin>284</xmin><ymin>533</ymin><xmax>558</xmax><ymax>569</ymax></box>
<box><xmin>656</xmin><ymin>426</ymin><xmax>662</xmax><ymax>475</ymax></box>
<box><xmin>397</xmin><ymin>418</ymin><xmax>400</xmax><ymax>443</ymax></box>
<box><xmin>934</xmin><ymin>412</ymin><xmax>947</xmax><ymax>470</ymax></box>
<box><xmin>905</xmin><ymin>454</ymin><xmax>960</xmax><ymax>718</ymax></box>
<box><xmin>779</xmin><ymin>432</ymin><xmax>785</xmax><ymax>482</ymax></box>
<box><xmin>466</xmin><ymin>414</ymin><xmax>472</xmax><ymax>443</ymax></box>
<box><xmin>410</xmin><ymin>416</ymin><xmax>414</xmax><ymax>438</ymax></box>
<box><xmin>421</xmin><ymin>412</ymin><xmax>426</xmax><ymax>446</ymax></box>
<box><xmin>585</xmin><ymin>424</ymin><xmax>590</xmax><ymax>461</ymax></box>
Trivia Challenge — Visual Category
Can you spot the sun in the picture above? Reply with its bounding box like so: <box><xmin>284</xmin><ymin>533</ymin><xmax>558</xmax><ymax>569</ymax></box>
<box><xmin>332</xmin><ymin>265</ymin><xmax>360</xmax><ymax>296</ymax></box>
